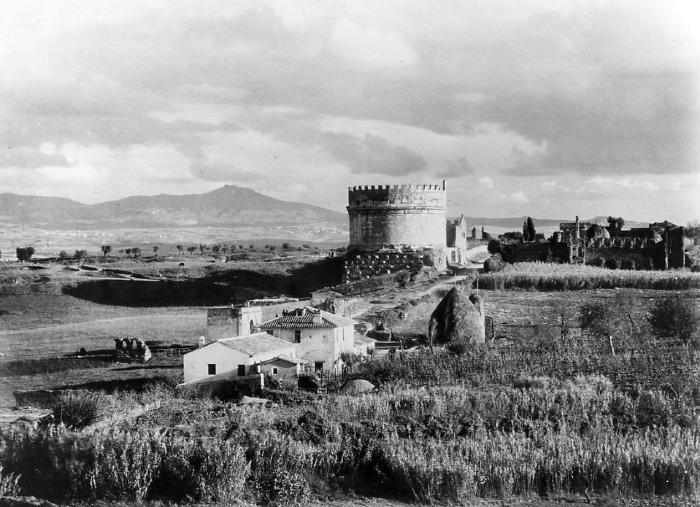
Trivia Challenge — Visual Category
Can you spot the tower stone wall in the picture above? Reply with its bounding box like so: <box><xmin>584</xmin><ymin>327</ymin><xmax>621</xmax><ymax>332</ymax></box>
<box><xmin>347</xmin><ymin>183</ymin><xmax>447</xmax><ymax>250</ymax></box>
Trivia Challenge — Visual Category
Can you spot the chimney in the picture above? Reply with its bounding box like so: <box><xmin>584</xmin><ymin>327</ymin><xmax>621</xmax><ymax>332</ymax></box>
<box><xmin>311</xmin><ymin>309</ymin><xmax>322</xmax><ymax>325</ymax></box>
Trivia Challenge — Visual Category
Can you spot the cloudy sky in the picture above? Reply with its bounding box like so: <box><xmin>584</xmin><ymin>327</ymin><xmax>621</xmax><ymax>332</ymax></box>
<box><xmin>1</xmin><ymin>0</ymin><xmax>698</xmax><ymax>222</ymax></box>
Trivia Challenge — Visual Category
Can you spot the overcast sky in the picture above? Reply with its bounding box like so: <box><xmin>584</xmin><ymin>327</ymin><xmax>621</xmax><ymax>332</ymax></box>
<box><xmin>1</xmin><ymin>0</ymin><xmax>698</xmax><ymax>222</ymax></box>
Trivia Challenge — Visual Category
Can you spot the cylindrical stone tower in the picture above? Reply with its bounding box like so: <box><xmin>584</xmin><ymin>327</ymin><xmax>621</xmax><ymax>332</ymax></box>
<box><xmin>347</xmin><ymin>182</ymin><xmax>447</xmax><ymax>251</ymax></box>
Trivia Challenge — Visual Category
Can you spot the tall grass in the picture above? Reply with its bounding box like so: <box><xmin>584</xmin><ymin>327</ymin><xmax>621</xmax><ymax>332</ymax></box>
<box><xmin>476</xmin><ymin>262</ymin><xmax>700</xmax><ymax>290</ymax></box>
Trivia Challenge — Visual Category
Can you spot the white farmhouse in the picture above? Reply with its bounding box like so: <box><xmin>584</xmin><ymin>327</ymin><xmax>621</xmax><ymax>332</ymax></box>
<box><xmin>183</xmin><ymin>333</ymin><xmax>297</xmax><ymax>384</ymax></box>
<box><xmin>259</xmin><ymin>307</ymin><xmax>356</xmax><ymax>373</ymax></box>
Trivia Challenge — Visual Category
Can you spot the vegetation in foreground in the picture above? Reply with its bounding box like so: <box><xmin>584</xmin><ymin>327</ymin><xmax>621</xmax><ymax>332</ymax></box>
<box><xmin>476</xmin><ymin>262</ymin><xmax>700</xmax><ymax>290</ymax></box>
<box><xmin>2</xmin><ymin>336</ymin><xmax>699</xmax><ymax>505</ymax></box>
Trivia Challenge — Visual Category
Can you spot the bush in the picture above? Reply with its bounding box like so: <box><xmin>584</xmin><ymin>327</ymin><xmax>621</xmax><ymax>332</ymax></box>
<box><xmin>158</xmin><ymin>438</ymin><xmax>249</xmax><ymax>503</ymax></box>
<box><xmin>52</xmin><ymin>391</ymin><xmax>104</xmax><ymax>429</ymax></box>
<box><xmin>0</xmin><ymin>466</ymin><xmax>20</xmax><ymax>497</ymax></box>
<box><xmin>487</xmin><ymin>239</ymin><xmax>501</xmax><ymax>254</ymax></box>
<box><xmin>605</xmin><ymin>258</ymin><xmax>621</xmax><ymax>270</ymax></box>
<box><xmin>249</xmin><ymin>434</ymin><xmax>311</xmax><ymax>505</ymax></box>
<box><xmin>483</xmin><ymin>254</ymin><xmax>504</xmax><ymax>273</ymax></box>
<box><xmin>588</xmin><ymin>257</ymin><xmax>604</xmax><ymax>267</ymax></box>
<box><xmin>72</xmin><ymin>430</ymin><xmax>163</xmax><ymax>502</ymax></box>
<box><xmin>649</xmin><ymin>295</ymin><xmax>698</xmax><ymax>346</ymax></box>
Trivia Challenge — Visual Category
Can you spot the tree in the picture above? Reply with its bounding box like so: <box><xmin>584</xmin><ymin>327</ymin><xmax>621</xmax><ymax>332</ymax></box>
<box><xmin>187</xmin><ymin>246</ymin><xmax>196</xmax><ymax>255</ymax></box>
<box><xmin>153</xmin><ymin>246</ymin><xmax>159</xmax><ymax>254</ymax></box>
<box><xmin>649</xmin><ymin>295</ymin><xmax>698</xmax><ymax>347</ymax></box>
<box><xmin>580</xmin><ymin>294</ymin><xmax>640</xmax><ymax>355</ymax></box>
<box><xmin>125</xmin><ymin>248</ymin><xmax>132</xmax><ymax>257</ymax></box>
<box><xmin>199</xmin><ymin>244</ymin><xmax>205</xmax><ymax>255</ymax></box>
<box><xmin>16</xmin><ymin>247</ymin><xmax>35</xmax><ymax>262</ymax></box>
<box><xmin>212</xmin><ymin>244</ymin><xmax>220</xmax><ymax>254</ymax></box>
<box><xmin>58</xmin><ymin>250</ymin><xmax>69</xmax><ymax>260</ymax></box>
<box><xmin>526</xmin><ymin>217</ymin><xmax>536</xmax><ymax>242</ymax></box>
<box><xmin>101</xmin><ymin>245</ymin><xmax>111</xmax><ymax>257</ymax></box>
<box><xmin>607</xmin><ymin>216</ymin><xmax>625</xmax><ymax>232</ymax></box>
<box><xmin>74</xmin><ymin>249</ymin><xmax>87</xmax><ymax>260</ymax></box>
<box><xmin>282</xmin><ymin>242</ymin><xmax>291</xmax><ymax>250</ymax></box>
<box><xmin>176</xmin><ymin>244</ymin><xmax>183</xmax><ymax>255</ymax></box>
<box><xmin>131</xmin><ymin>247</ymin><xmax>141</xmax><ymax>258</ymax></box>
<box><xmin>487</xmin><ymin>239</ymin><xmax>501</xmax><ymax>254</ymax></box>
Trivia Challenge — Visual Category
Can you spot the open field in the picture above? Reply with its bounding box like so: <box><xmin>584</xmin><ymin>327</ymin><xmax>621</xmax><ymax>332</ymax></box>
<box><xmin>1</xmin><ymin>258</ymin><xmax>699</xmax><ymax>505</ymax></box>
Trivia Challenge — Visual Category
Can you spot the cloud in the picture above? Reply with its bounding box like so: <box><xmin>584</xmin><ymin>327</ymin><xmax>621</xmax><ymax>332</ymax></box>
<box><xmin>330</xmin><ymin>19</ymin><xmax>417</xmax><ymax>69</ymax></box>
<box><xmin>0</xmin><ymin>0</ymin><xmax>696</xmax><ymax>221</ymax></box>
<box><xmin>438</xmin><ymin>157</ymin><xmax>474</xmax><ymax>178</ymax></box>
<box><xmin>478</xmin><ymin>176</ymin><xmax>495</xmax><ymax>188</ymax></box>
<box><xmin>324</xmin><ymin>132</ymin><xmax>426</xmax><ymax>175</ymax></box>
<box><xmin>499</xmin><ymin>190</ymin><xmax>530</xmax><ymax>203</ymax></box>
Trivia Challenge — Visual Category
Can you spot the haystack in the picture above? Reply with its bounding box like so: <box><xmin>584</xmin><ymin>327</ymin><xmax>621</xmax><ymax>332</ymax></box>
<box><xmin>428</xmin><ymin>287</ymin><xmax>485</xmax><ymax>347</ymax></box>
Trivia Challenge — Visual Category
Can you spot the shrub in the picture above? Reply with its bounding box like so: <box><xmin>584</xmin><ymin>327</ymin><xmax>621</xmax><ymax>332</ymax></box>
<box><xmin>649</xmin><ymin>295</ymin><xmax>698</xmax><ymax>346</ymax></box>
<box><xmin>487</xmin><ymin>239</ymin><xmax>501</xmax><ymax>254</ymax></box>
<box><xmin>248</xmin><ymin>434</ymin><xmax>311</xmax><ymax>505</ymax></box>
<box><xmin>0</xmin><ymin>466</ymin><xmax>20</xmax><ymax>497</ymax></box>
<box><xmin>72</xmin><ymin>430</ymin><xmax>163</xmax><ymax>502</ymax></box>
<box><xmin>588</xmin><ymin>257</ymin><xmax>604</xmax><ymax>267</ymax></box>
<box><xmin>52</xmin><ymin>391</ymin><xmax>104</xmax><ymax>429</ymax></box>
<box><xmin>605</xmin><ymin>258</ymin><xmax>621</xmax><ymax>270</ymax></box>
<box><xmin>158</xmin><ymin>438</ymin><xmax>249</xmax><ymax>503</ymax></box>
<box><xmin>483</xmin><ymin>254</ymin><xmax>504</xmax><ymax>273</ymax></box>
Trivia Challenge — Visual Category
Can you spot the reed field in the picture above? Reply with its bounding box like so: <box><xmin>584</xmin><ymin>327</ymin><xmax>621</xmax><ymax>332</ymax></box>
<box><xmin>476</xmin><ymin>262</ymin><xmax>700</xmax><ymax>290</ymax></box>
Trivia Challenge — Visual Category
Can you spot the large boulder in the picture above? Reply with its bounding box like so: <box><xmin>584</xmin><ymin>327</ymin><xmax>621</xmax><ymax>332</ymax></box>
<box><xmin>428</xmin><ymin>287</ymin><xmax>485</xmax><ymax>347</ymax></box>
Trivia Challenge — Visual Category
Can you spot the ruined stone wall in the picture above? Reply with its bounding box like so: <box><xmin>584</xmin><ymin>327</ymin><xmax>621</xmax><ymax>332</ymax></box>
<box><xmin>347</xmin><ymin>184</ymin><xmax>446</xmax><ymax>250</ymax></box>
<box><xmin>343</xmin><ymin>250</ymin><xmax>435</xmax><ymax>283</ymax></box>
<box><xmin>583</xmin><ymin>230</ymin><xmax>687</xmax><ymax>270</ymax></box>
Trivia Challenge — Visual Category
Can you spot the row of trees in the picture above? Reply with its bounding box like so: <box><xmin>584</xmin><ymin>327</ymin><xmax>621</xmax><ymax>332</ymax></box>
<box><xmin>5</xmin><ymin>241</ymin><xmax>322</xmax><ymax>262</ymax></box>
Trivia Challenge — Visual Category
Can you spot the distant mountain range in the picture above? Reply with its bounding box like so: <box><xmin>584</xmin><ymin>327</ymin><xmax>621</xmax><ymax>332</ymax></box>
<box><xmin>0</xmin><ymin>185</ymin><xmax>346</xmax><ymax>229</ymax></box>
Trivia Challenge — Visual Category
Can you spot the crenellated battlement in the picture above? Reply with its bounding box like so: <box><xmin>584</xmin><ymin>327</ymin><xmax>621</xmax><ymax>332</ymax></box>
<box><xmin>347</xmin><ymin>181</ymin><xmax>446</xmax><ymax>210</ymax></box>
<box><xmin>347</xmin><ymin>182</ymin><xmax>446</xmax><ymax>192</ymax></box>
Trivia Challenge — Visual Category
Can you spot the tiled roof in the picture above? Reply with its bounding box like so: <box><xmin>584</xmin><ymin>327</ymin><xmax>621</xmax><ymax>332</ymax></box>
<box><xmin>217</xmin><ymin>333</ymin><xmax>294</xmax><ymax>356</ymax></box>
<box><xmin>259</xmin><ymin>306</ymin><xmax>356</xmax><ymax>329</ymax></box>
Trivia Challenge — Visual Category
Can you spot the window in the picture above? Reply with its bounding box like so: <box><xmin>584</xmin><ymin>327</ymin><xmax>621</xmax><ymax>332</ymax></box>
<box><xmin>314</xmin><ymin>361</ymin><xmax>324</xmax><ymax>372</ymax></box>
<box><xmin>208</xmin><ymin>364</ymin><xmax>216</xmax><ymax>375</ymax></box>
<box><xmin>237</xmin><ymin>364</ymin><xmax>246</xmax><ymax>376</ymax></box>
<box><xmin>272</xmin><ymin>367</ymin><xmax>278</xmax><ymax>375</ymax></box>
<box><xmin>294</xmin><ymin>330</ymin><xmax>301</xmax><ymax>343</ymax></box>
<box><xmin>322</xmin><ymin>335</ymin><xmax>328</xmax><ymax>344</ymax></box>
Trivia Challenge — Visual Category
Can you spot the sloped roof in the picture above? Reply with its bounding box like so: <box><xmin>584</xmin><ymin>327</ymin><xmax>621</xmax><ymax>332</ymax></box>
<box><xmin>259</xmin><ymin>306</ymin><xmax>356</xmax><ymax>329</ymax></box>
<box><xmin>354</xmin><ymin>334</ymin><xmax>377</xmax><ymax>345</ymax></box>
<box><xmin>217</xmin><ymin>333</ymin><xmax>294</xmax><ymax>356</ymax></box>
<box><xmin>260</xmin><ymin>356</ymin><xmax>298</xmax><ymax>367</ymax></box>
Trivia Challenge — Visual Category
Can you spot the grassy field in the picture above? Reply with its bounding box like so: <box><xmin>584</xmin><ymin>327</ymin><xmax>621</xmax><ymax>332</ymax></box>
<box><xmin>477</xmin><ymin>262</ymin><xmax>700</xmax><ymax>290</ymax></box>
